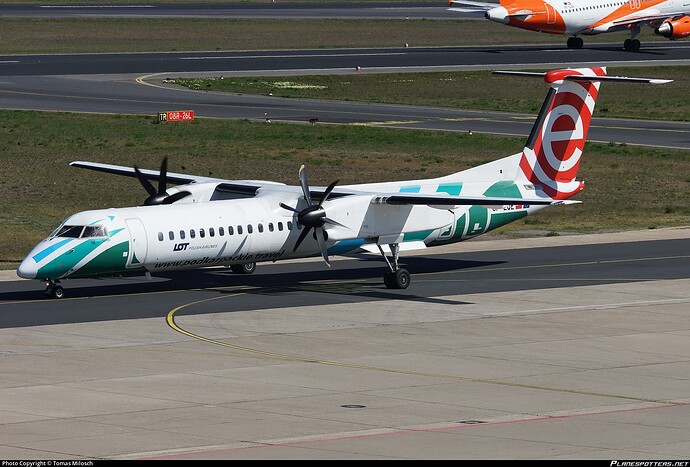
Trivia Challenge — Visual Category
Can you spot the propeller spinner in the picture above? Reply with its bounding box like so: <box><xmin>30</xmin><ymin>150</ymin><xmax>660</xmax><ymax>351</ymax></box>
<box><xmin>134</xmin><ymin>157</ymin><xmax>192</xmax><ymax>206</ymax></box>
<box><xmin>279</xmin><ymin>165</ymin><xmax>341</xmax><ymax>267</ymax></box>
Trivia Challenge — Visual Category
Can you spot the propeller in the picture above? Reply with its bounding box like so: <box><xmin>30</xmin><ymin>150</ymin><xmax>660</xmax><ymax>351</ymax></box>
<box><xmin>279</xmin><ymin>165</ymin><xmax>341</xmax><ymax>266</ymax></box>
<box><xmin>133</xmin><ymin>157</ymin><xmax>192</xmax><ymax>206</ymax></box>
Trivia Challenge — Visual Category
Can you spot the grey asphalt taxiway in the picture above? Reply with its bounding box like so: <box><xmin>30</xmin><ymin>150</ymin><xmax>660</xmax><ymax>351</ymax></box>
<box><xmin>1</xmin><ymin>228</ymin><xmax>689</xmax><ymax>459</ymax></box>
<box><xmin>1</xmin><ymin>42</ymin><xmax>690</xmax><ymax>151</ymax></box>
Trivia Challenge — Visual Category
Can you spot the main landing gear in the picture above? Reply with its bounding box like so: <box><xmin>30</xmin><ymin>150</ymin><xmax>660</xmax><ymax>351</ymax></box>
<box><xmin>624</xmin><ymin>24</ymin><xmax>642</xmax><ymax>52</ymax></box>
<box><xmin>45</xmin><ymin>280</ymin><xmax>64</xmax><ymax>299</ymax></box>
<box><xmin>623</xmin><ymin>38</ymin><xmax>641</xmax><ymax>52</ymax></box>
<box><xmin>566</xmin><ymin>36</ymin><xmax>583</xmax><ymax>49</ymax></box>
<box><xmin>378</xmin><ymin>244</ymin><xmax>410</xmax><ymax>289</ymax></box>
<box><xmin>230</xmin><ymin>262</ymin><xmax>256</xmax><ymax>274</ymax></box>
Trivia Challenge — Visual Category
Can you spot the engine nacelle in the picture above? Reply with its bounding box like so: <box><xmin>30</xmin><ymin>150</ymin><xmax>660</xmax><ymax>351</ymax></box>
<box><xmin>655</xmin><ymin>16</ymin><xmax>690</xmax><ymax>39</ymax></box>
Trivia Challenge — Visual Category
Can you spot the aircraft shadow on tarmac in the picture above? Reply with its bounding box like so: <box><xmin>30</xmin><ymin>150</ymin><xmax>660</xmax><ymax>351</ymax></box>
<box><xmin>0</xmin><ymin>256</ymin><xmax>505</xmax><ymax>303</ymax></box>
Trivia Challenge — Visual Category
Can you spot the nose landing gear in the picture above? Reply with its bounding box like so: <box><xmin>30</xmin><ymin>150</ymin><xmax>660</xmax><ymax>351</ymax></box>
<box><xmin>45</xmin><ymin>280</ymin><xmax>64</xmax><ymax>299</ymax></box>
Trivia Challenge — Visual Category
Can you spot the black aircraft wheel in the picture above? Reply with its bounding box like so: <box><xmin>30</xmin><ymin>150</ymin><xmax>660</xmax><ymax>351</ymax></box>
<box><xmin>394</xmin><ymin>269</ymin><xmax>410</xmax><ymax>289</ymax></box>
<box><xmin>51</xmin><ymin>286</ymin><xmax>65</xmax><ymax>299</ymax></box>
<box><xmin>383</xmin><ymin>271</ymin><xmax>395</xmax><ymax>288</ymax></box>
<box><xmin>624</xmin><ymin>38</ymin><xmax>640</xmax><ymax>51</ymax></box>
<box><xmin>231</xmin><ymin>262</ymin><xmax>256</xmax><ymax>275</ymax></box>
<box><xmin>383</xmin><ymin>269</ymin><xmax>410</xmax><ymax>289</ymax></box>
<box><xmin>566</xmin><ymin>37</ymin><xmax>583</xmax><ymax>49</ymax></box>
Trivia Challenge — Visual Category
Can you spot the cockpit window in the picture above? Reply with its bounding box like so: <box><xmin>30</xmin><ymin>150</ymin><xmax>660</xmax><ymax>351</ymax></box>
<box><xmin>54</xmin><ymin>225</ymin><xmax>108</xmax><ymax>238</ymax></box>
<box><xmin>55</xmin><ymin>225</ymin><xmax>84</xmax><ymax>238</ymax></box>
<box><xmin>83</xmin><ymin>226</ymin><xmax>108</xmax><ymax>238</ymax></box>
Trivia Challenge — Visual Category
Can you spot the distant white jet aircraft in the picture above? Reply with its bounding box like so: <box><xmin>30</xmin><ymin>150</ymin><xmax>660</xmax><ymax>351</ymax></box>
<box><xmin>449</xmin><ymin>0</ymin><xmax>690</xmax><ymax>51</ymax></box>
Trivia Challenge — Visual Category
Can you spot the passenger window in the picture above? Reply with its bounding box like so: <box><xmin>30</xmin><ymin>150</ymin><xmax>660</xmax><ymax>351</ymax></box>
<box><xmin>237</xmin><ymin>225</ymin><xmax>243</xmax><ymax>235</ymax></box>
<box><xmin>190</xmin><ymin>229</ymin><xmax>196</xmax><ymax>239</ymax></box>
<box><xmin>219</xmin><ymin>227</ymin><xmax>224</xmax><ymax>236</ymax></box>
<box><xmin>169</xmin><ymin>231</ymin><xmax>175</xmax><ymax>241</ymax></box>
<box><xmin>258</xmin><ymin>224</ymin><xmax>264</xmax><ymax>233</ymax></box>
<box><xmin>209</xmin><ymin>227</ymin><xmax>215</xmax><ymax>237</ymax></box>
<box><xmin>228</xmin><ymin>226</ymin><xmax>234</xmax><ymax>235</ymax></box>
<box><xmin>268</xmin><ymin>223</ymin><xmax>274</xmax><ymax>232</ymax></box>
<box><xmin>180</xmin><ymin>230</ymin><xmax>186</xmax><ymax>240</ymax></box>
<box><xmin>247</xmin><ymin>225</ymin><xmax>253</xmax><ymax>234</ymax></box>
<box><xmin>200</xmin><ymin>228</ymin><xmax>205</xmax><ymax>238</ymax></box>
<box><xmin>278</xmin><ymin>222</ymin><xmax>283</xmax><ymax>231</ymax></box>
<box><xmin>158</xmin><ymin>232</ymin><xmax>164</xmax><ymax>241</ymax></box>
<box><xmin>287</xmin><ymin>221</ymin><xmax>292</xmax><ymax>231</ymax></box>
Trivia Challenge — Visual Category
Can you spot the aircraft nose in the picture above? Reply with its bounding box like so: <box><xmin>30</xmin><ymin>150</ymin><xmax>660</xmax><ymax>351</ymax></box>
<box><xmin>17</xmin><ymin>257</ymin><xmax>37</xmax><ymax>279</ymax></box>
<box><xmin>486</xmin><ymin>6</ymin><xmax>510</xmax><ymax>24</ymax></box>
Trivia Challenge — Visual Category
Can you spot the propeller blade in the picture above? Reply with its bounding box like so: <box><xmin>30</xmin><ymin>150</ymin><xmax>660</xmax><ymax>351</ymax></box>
<box><xmin>161</xmin><ymin>191</ymin><xmax>192</xmax><ymax>205</ymax></box>
<box><xmin>134</xmin><ymin>166</ymin><xmax>157</xmax><ymax>197</ymax></box>
<box><xmin>314</xmin><ymin>227</ymin><xmax>331</xmax><ymax>267</ymax></box>
<box><xmin>318</xmin><ymin>179</ymin><xmax>339</xmax><ymax>206</ymax></box>
<box><xmin>298</xmin><ymin>164</ymin><xmax>313</xmax><ymax>206</ymax></box>
<box><xmin>293</xmin><ymin>226</ymin><xmax>312</xmax><ymax>252</ymax></box>
<box><xmin>279</xmin><ymin>202</ymin><xmax>300</xmax><ymax>214</ymax></box>
<box><xmin>158</xmin><ymin>157</ymin><xmax>168</xmax><ymax>195</ymax></box>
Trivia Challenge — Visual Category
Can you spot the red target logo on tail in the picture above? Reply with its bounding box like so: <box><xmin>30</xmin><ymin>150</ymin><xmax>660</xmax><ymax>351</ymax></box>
<box><xmin>519</xmin><ymin>67</ymin><xmax>605</xmax><ymax>200</ymax></box>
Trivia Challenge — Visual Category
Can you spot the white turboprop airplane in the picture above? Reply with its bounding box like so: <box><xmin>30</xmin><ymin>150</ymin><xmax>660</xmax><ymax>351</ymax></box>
<box><xmin>448</xmin><ymin>0</ymin><xmax>690</xmax><ymax>51</ymax></box>
<box><xmin>17</xmin><ymin>67</ymin><xmax>670</xmax><ymax>298</ymax></box>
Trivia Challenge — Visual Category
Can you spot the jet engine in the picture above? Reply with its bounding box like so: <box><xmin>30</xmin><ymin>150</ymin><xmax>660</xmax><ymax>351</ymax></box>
<box><xmin>655</xmin><ymin>16</ymin><xmax>690</xmax><ymax>39</ymax></box>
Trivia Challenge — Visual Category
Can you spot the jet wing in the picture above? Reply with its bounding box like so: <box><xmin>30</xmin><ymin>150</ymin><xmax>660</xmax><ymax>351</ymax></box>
<box><xmin>447</xmin><ymin>0</ymin><xmax>498</xmax><ymax>11</ymax></box>
<box><xmin>610</xmin><ymin>10</ymin><xmax>689</xmax><ymax>26</ymax></box>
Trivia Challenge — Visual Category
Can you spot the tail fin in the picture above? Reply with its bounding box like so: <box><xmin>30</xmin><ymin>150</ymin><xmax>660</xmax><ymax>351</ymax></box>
<box><xmin>495</xmin><ymin>67</ymin><xmax>671</xmax><ymax>200</ymax></box>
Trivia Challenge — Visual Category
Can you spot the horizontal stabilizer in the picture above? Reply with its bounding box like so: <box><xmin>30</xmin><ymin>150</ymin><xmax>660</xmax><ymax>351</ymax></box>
<box><xmin>371</xmin><ymin>192</ymin><xmax>553</xmax><ymax>206</ymax></box>
<box><xmin>492</xmin><ymin>71</ymin><xmax>672</xmax><ymax>85</ymax></box>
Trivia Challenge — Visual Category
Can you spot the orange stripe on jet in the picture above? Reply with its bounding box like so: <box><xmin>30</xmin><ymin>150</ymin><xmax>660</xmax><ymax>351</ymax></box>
<box><xmin>590</xmin><ymin>0</ymin><xmax>669</xmax><ymax>29</ymax></box>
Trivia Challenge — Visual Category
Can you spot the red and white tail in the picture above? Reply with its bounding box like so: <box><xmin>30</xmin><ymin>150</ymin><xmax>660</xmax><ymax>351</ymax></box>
<box><xmin>496</xmin><ymin>67</ymin><xmax>670</xmax><ymax>200</ymax></box>
<box><xmin>518</xmin><ymin>67</ymin><xmax>605</xmax><ymax>200</ymax></box>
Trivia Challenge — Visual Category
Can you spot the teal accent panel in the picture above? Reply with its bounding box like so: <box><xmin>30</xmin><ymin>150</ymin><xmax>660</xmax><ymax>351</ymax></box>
<box><xmin>454</xmin><ymin>212</ymin><xmax>467</xmax><ymax>240</ymax></box>
<box><xmin>403</xmin><ymin>229</ymin><xmax>435</xmax><ymax>242</ymax></box>
<box><xmin>109</xmin><ymin>228</ymin><xmax>124</xmax><ymax>238</ymax></box>
<box><xmin>487</xmin><ymin>210</ymin><xmax>528</xmax><ymax>232</ymax></box>
<box><xmin>37</xmin><ymin>238</ymin><xmax>107</xmax><ymax>279</ymax></box>
<box><xmin>328</xmin><ymin>239</ymin><xmax>365</xmax><ymax>255</ymax></box>
<box><xmin>467</xmin><ymin>205</ymin><xmax>488</xmax><ymax>236</ymax></box>
<box><xmin>399</xmin><ymin>185</ymin><xmax>421</xmax><ymax>193</ymax></box>
<box><xmin>483</xmin><ymin>181</ymin><xmax>522</xmax><ymax>199</ymax></box>
<box><xmin>436</xmin><ymin>183</ymin><xmax>462</xmax><ymax>196</ymax></box>
<box><xmin>32</xmin><ymin>238</ymin><xmax>73</xmax><ymax>263</ymax></box>
<box><xmin>70</xmin><ymin>241</ymin><xmax>131</xmax><ymax>278</ymax></box>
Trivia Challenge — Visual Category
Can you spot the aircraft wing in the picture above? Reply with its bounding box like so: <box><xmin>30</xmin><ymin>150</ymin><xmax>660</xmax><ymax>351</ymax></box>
<box><xmin>70</xmin><ymin>160</ymin><xmax>222</xmax><ymax>185</ymax></box>
<box><xmin>447</xmin><ymin>0</ymin><xmax>498</xmax><ymax>12</ymax></box>
<box><xmin>610</xmin><ymin>10</ymin><xmax>689</xmax><ymax>26</ymax></box>
<box><xmin>69</xmin><ymin>160</ymin><xmax>289</xmax><ymax>190</ymax></box>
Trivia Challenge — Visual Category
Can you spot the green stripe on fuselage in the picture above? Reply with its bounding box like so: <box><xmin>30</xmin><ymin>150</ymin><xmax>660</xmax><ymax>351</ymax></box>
<box><xmin>69</xmin><ymin>241</ymin><xmax>132</xmax><ymax>278</ymax></box>
<box><xmin>37</xmin><ymin>239</ymin><xmax>130</xmax><ymax>279</ymax></box>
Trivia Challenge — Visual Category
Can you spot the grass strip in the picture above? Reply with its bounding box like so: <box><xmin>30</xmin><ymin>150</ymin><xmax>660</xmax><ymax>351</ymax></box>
<box><xmin>168</xmin><ymin>65</ymin><xmax>690</xmax><ymax>122</ymax></box>
<box><xmin>0</xmin><ymin>17</ymin><xmax>664</xmax><ymax>54</ymax></box>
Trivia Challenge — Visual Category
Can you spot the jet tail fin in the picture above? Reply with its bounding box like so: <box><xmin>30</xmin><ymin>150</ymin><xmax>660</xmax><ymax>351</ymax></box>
<box><xmin>493</xmin><ymin>68</ymin><xmax>671</xmax><ymax>200</ymax></box>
